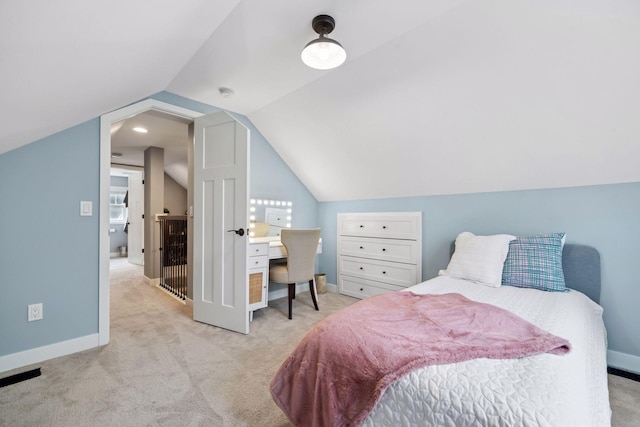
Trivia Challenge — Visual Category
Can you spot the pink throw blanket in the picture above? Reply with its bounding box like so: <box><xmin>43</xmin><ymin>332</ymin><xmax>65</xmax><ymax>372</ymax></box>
<box><xmin>270</xmin><ymin>292</ymin><xmax>570</xmax><ymax>427</ymax></box>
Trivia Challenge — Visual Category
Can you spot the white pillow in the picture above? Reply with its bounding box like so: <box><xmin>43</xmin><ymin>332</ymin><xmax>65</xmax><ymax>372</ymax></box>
<box><xmin>438</xmin><ymin>232</ymin><xmax>516</xmax><ymax>287</ymax></box>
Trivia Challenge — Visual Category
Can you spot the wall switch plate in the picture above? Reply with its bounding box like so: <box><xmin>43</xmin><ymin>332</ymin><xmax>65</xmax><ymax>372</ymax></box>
<box><xmin>80</xmin><ymin>201</ymin><xmax>92</xmax><ymax>216</ymax></box>
<box><xmin>28</xmin><ymin>303</ymin><xmax>43</xmax><ymax>321</ymax></box>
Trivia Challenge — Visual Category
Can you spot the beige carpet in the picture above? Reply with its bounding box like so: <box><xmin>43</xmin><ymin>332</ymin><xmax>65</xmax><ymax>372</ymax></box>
<box><xmin>609</xmin><ymin>374</ymin><xmax>640</xmax><ymax>427</ymax></box>
<box><xmin>1</xmin><ymin>260</ymin><xmax>639</xmax><ymax>426</ymax></box>
<box><xmin>1</xmin><ymin>261</ymin><xmax>357</xmax><ymax>426</ymax></box>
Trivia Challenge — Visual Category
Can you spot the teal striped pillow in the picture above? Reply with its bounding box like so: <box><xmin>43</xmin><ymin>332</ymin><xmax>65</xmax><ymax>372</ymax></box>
<box><xmin>502</xmin><ymin>233</ymin><xmax>567</xmax><ymax>292</ymax></box>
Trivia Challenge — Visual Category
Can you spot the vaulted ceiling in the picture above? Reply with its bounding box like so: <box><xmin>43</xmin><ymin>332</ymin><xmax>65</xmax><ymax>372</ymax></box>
<box><xmin>2</xmin><ymin>0</ymin><xmax>639</xmax><ymax>201</ymax></box>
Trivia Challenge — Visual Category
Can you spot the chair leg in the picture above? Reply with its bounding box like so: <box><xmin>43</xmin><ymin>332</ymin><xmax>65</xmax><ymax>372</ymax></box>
<box><xmin>309</xmin><ymin>279</ymin><xmax>319</xmax><ymax>311</ymax></box>
<box><xmin>288</xmin><ymin>283</ymin><xmax>294</xmax><ymax>320</ymax></box>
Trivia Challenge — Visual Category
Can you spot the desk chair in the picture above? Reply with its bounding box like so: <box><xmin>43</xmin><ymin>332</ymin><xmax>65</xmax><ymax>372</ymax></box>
<box><xmin>269</xmin><ymin>229</ymin><xmax>321</xmax><ymax>319</ymax></box>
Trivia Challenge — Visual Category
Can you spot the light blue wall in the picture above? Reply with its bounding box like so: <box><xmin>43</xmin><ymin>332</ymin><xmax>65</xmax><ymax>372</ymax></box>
<box><xmin>318</xmin><ymin>182</ymin><xmax>640</xmax><ymax>361</ymax></box>
<box><xmin>0</xmin><ymin>119</ymin><xmax>100</xmax><ymax>355</ymax></box>
<box><xmin>0</xmin><ymin>92</ymin><xmax>317</xmax><ymax>359</ymax></box>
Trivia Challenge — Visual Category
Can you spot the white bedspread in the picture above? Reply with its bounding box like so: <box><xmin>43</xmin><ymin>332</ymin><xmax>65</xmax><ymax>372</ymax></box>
<box><xmin>362</xmin><ymin>276</ymin><xmax>611</xmax><ymax>427</ymax></box>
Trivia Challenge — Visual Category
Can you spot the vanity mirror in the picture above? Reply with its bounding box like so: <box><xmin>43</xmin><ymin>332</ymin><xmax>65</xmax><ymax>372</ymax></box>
<box><xmin>249</xmin><ymin>199</ymin><xmax>293</xmax><ymax>237</ymax></box>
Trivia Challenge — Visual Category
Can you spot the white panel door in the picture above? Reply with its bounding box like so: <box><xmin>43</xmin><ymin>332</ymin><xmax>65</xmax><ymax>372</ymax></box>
<box><xmin>193</xmin><ymin>111</ymin><xmax>250</xmax><ymax>334</ymax></box>
<box><xmin>127</xmin><ymin>170</ymin><xmax>144</xmax><ymax>266</ymax></box>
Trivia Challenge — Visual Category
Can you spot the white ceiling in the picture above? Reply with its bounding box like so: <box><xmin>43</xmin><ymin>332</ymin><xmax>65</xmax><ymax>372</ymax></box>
<box><xmin>2</xmin><ymin>0</ymin><xmax>639</xmax><ymax>201</ymax></box>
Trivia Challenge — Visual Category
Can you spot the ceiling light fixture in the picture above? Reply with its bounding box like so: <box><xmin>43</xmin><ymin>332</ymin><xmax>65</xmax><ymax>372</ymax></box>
<box><xmin>132</xmin><ymin>127</ymin><xmax>148</xmax><ymax>133</ymax></box>
<box><xmin>301</xmin><ymin>15</ymin><xmax>346</xmax><ymax>70</ymax></box>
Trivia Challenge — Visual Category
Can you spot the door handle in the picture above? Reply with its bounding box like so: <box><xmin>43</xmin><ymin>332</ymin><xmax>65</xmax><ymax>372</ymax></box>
<box><xmin>227</xmin><ymin>228</ymin><xmax>245</xmax><ymax>237</ymax></box>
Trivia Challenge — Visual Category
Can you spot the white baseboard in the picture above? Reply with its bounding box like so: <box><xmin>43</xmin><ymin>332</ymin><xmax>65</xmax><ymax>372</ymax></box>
<box><xmin>607</xmin><ymin>350</ymin><xmax>640</xmax><ymax>374</ymax></box>
<box><xmin>144</xmin><ymin>275</ymin><xmax>160</xmax><ymax>286</ymax></box>
<box><xmin>110</xmin><ymin>252</ymin><xmax>120</xmax><ymax>258</ymax></box>
<box><xmin>326</xmin><ymin>283</ymin><xmax>337</xmax><ymax>293</ymax></box>
<box><xmin>268</xmin><ymin>282</ymin><xmax>337</xmax><ymax>301</ymax></box>
<box><xmin>0</xmin><ymin>334</ymin><xmax>100</xmax><ymax>374</ymax></box>
<box><xmin>155</xmin><ymin>284</ymin><xmax>187</xmax><ymax>304</ymax></box>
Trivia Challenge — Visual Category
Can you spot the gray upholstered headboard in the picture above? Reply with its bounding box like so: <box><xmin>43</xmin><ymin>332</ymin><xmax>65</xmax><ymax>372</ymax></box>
<box><xmin>562</xmin><ymin>244</ymin><xmax>601</xmax><ymax>304</ymax></box>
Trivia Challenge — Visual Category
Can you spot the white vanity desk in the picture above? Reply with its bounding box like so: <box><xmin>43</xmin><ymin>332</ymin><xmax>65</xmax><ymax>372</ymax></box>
<box><xmin>247</xmin><ymin>236</ymin><xmax>322</xmax><ymax>317</ymax></box>
<box><xmin>249</xmin><ymin>236</ymin><xmax>322</xmax><ymax>259</ymax></box>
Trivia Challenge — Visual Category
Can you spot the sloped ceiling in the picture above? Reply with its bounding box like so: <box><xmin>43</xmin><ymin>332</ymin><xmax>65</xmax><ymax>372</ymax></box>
<box><xmin>2</xmin><ymin>0</ymin><xmax>639</xmax><ymax>201</ymax></box>
<box><xmin>111</xmin><ymin>110</ymin><xmax>191</xmax><ymax>188</ymax></box>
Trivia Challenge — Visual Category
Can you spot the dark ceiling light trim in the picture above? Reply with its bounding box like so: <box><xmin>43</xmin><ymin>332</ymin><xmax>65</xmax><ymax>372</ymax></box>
<box><xmin>219</xmin><ymin>87</ymin><xmax>235</xmax><ymax>98</ymax></box>
<box><xmin>301</xmin><ymin>15</ymin><xmax>346</xmax><ymax>70</ymax></box>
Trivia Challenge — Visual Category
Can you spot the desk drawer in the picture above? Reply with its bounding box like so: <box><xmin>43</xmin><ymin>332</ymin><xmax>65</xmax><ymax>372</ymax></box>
<box><xmin>338</xmin><ymin>256</ymin><xmax>417</xmax><ymax>287</ymax></box>
<box><xmin>248</xmin><ymin>243</ymin><xmax>269</xmax><ymax>257</ymax></box>
<box><xmin>248</xmin><ymin>255</ymin><xmax>268</xmax><ymax>269</ymax></box>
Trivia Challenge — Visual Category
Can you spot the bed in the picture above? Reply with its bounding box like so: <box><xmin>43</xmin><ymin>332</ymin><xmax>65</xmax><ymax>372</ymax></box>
<box><xmin>271</xmin><ymin>233</ymin><xmax>611</xmax><ymax>427</ymax></box>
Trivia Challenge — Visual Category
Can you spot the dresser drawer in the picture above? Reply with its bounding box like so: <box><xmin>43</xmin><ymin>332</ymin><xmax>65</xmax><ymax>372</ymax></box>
<box><xmin>338</xmin><ymin>256</ymin><xmax>417</xmax><ymax>287</ymax></box>
<box><xmin>338</xmin><ymin>236</ymin><xmax>419</xmax><ymax>264</ymax></box>
<box><xmin>338</xmin><ymin>212</ymin><xmax>421</xmax><ymax>240</ymax></box>
<box><xmin>339</xmin><ymin>275</ymin><xmax>406</xmax><ymax>299</ymax></box>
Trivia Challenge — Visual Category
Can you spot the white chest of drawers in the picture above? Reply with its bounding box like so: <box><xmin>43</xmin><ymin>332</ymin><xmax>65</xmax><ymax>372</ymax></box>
<box><xmin>337</xmin><ymin>212</ymin><xmax>422</xmax><ymax>299</ymax></box>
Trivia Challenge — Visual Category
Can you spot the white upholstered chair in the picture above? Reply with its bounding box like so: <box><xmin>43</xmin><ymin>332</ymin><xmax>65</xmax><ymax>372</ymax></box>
<box><xmin>269</xmin><ymin>228</ymin><xmax>321</xmax><ymax>319</ymax></box>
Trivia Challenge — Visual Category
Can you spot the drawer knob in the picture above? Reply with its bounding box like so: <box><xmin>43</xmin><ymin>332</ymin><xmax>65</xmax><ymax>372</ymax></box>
<box><xmin>255</xmin><ymin>261</ymin><xmax>259</xmax><ymax>265</ymax></box>
<box><xmin>382</xmin><ymin>271</ymin><xmax>387</xmax><ymax>275</ymax></box>
<box><xmin>359</xmin><ymin>267</ymin><xmax>364</xmax><ymax>270</ymax></box>
<box><xmin>359</xmin><ymin>246</ymin><xmax>364</xmax><ymax>249</ymax></box>
<box><xmin>382</xmin><ymin>248</ymin><xmax>386</xmax><ymax>252</ymax></box>
<box><xmin>360</xmin><ymin>287</ymin><xmax>364</xmax><ymax>292</ymax></box>
<box><xmin>359</xmin><ymin>225</ymin><xmax>364</xmax><ymax>228</ymax></box>
<box><xmin>382</xmin><ymin>225</ymin><xmax>387</xmax><ymax>229</ymax></box>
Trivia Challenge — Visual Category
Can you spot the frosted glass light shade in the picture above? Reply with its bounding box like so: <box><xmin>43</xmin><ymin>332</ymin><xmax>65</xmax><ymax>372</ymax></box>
<box><xmin>301</xmin><ymin>36</ymin><xmax>346</xmax><ymax>70</ymax></box>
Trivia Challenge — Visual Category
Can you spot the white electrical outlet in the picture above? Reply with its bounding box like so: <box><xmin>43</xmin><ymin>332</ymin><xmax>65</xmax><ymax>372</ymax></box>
<box><xmin>28</xmin><ymin>303</ymin><xmax>43</xmax><ymax>321</ymax></box>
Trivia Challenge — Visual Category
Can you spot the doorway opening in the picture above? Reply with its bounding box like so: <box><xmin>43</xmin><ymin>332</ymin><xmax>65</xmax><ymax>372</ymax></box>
<box><xmin>108</xmin><ymin>166</ymin><xmax>143</xmax><ymax>269</ymax></box>
<box><xmin>99</xmin><ymin>99</ymin><xmax>203</xmax><ymax>345</ymax></box>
